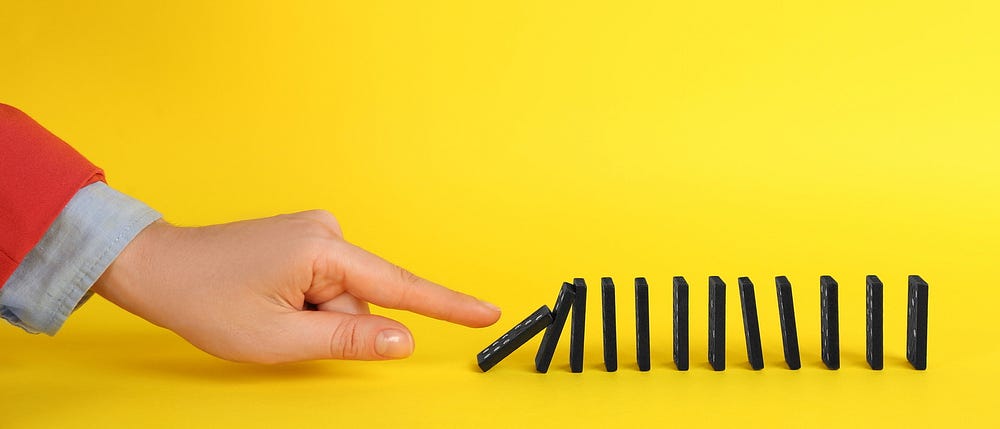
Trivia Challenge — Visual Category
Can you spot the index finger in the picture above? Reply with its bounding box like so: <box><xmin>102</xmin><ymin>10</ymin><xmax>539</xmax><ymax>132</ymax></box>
<box><xmin>324</xmin><ymin>240</ymin><xmax>501</xmax><ymax>328</ymax></box>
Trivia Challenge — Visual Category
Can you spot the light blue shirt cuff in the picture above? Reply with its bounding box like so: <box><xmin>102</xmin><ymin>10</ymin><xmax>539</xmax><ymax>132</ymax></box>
<box><xmin>0</xmin><ymin>182</ymin><xmax>161</xmax><ymax>335</ymax></box>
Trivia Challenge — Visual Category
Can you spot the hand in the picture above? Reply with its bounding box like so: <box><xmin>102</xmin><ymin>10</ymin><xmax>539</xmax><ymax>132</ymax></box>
<box><xmin>92</xmin><ymin>210</ymin><xmax>501</xmax><ymax>364</ymax></box>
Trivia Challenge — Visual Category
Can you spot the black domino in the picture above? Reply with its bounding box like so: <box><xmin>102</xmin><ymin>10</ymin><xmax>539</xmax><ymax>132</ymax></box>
<box><xmin>738</xmin><ymin>277</ymin><xmax>764</xmax><ymax>370</ymax></box>
<box><xmin>775</xmin><ymin>276</ymin><xmax>801</xmax><ymax>370</ymax></box>
<box><xmin>535</xmin><ymin>282</ymin><xmax>576</xmax><ymax>373</ymax></box>
<box><xmin>673</xmin><ymin>276</ymin><xmax>689</xmax><ymax>371</ymax></box>
<box><xmin>570</xmin><ymin>278</ymin><xmax>587</xmax><ymax>373</ymax></box>
<box><xmin>907</xmin><ymin>275</ymin><xmax>929</xmax><ymax>370</ymax></box>
<box><xmin>477</xmin><ymin>305</ymin><xmax>553</xmax><ymax>372</ymax></box>
<box><xmin>708</xmin><ymin>276</ymin><xmax>726</xmax><ymax>371</ymax></box>
<box><xmin>601</xmin><ymin>277</ymin><xmax>618</xmax><ymax>372</ymax></box>
<box><xmin>866</xmin><ymin>275</ymin><xmax>884</xmax><ymax>370</ymax></box>
<box><xmin>820</xmin><ymin>275</ymin><xmax>840</xmax><ymax>370</ymax></box>
<box><xmin>635</xmin><ymin>277</ymin><xmax>651</xmax><ymax>371</ymax></box>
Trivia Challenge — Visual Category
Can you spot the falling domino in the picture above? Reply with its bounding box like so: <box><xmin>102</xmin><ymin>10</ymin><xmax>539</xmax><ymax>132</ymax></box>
<box><xmin>775</xmin><ymin>276</ymin><xmax>801</xmax><ymax>370</ymax></box>
<box><xmin>534</xmin><ymin>282</ymin><xmax>576</xmax><ymax>373</ymax></box>
<box><xmin>570</xmin><ymin>278</ymin><xmax>587</xmax><ymax>373</ymax></box>
<box><xmin>478</xmin><ymin>305</ymin><xmax>554</xmax><ymax>372</ymax></box>
<box><xmin>820</xmin><ymin>275</ymin><xmax>840</xmax><ymax>370</ymax></box>
<box><xmin>673</xmin><ymin>276</ymin><xmax>689</xmax><ymax>371</ymax></box>
<box><xmin>738</xmin><ymin>277</ymin><xmax>764</xmax><ymax>370</ymax></box>
<box><xmin>866</xmin><ymin>275</ymin><xmax>884</xmax><ymax>370</ymax></box>
<box><xmin>907</xmin><ymin>275</ymin><xmax>929</xmax><ymax>370</ymax></box>
<box><xmin>601</xmin><ymin>277</ymin><xmax>618</xmax><ymax>372</ymax></box>
<box><xmin>635</xmin><ymin>277</ymin><xmax>651</xmax><ymax>371</ymax></box>
<box><xmin>708</xmin><ymin>276</ymin><xmax>726</xmax><ymax>371</ymax></box>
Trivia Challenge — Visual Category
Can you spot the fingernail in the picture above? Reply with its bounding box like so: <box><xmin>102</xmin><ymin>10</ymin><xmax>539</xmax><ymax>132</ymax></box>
<box><xmin>375</xmin><ymin>329</ymin><xmax>413</xmax><ymax>359</ymax></box>
<box><xmin>480</xmin><ymin>300</ymin><xmax>501</xmax><ymax>313</ymax></box>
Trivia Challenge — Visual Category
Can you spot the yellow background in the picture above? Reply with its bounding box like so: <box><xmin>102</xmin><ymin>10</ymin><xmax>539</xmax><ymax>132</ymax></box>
<box><xmin>2</xmin><ymin>1</ymin><xmax>998</xmax><ymax>427</ymax></box>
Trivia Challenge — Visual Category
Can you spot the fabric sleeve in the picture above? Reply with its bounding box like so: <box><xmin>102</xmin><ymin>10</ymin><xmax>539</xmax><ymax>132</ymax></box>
<box><xmin>0</xmin><ymin>182</ymin><xmax>161</xmax><ymax>334</ymax></box>
<box><xmin>0</xmin><ymin>104</ymin><xmax>105</xmax><ymax>287</ymax></box>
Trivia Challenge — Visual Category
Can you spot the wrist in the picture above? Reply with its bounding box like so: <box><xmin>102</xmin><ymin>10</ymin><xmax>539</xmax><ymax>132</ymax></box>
<box><xmin>92</xmin><ymin>219</ymin><xmax>172</xmax><ymax>315</ymax></box>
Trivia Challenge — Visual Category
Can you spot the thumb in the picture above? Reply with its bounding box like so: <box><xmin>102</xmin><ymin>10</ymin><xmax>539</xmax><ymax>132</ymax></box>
<box><xmin>280</xmin><ymin>311</ymin><xmax>415</xmax><ymax>361</ymax></box>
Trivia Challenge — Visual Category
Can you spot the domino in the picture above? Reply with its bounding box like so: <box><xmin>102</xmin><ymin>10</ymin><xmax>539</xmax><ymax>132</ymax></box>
<box><xmin>477</xmin><ymin>305</ymin><xmax>554</xmax><ymax>372</ymax></box>
<box><xmin>601</xmin><ymin>277</ymin><xmax>618</xmax><ymax>372</ymax></box>
<box><xmin>907</xmin><ymin>275</ymin><xmax>929</xmax><ymax>370</ymax></box>
<box><xmin>708</xmin><ymin>276</ymin><xmax>726</xmax><ymax>371</ymax></box>
<box><xmin>738</xmin><ymin>277</ymin><xmax>764</xmax><ymax>370</ymax></box>
<box><xmin>635</xmin><ymin>277</ymin><xmax>651</xmax><ymax>371</ymax></box>
<box><xmin>775</xmin><ymin>276</ymin><xmax>801</xmax><ymax>370</ymax></box>
<box><xmin>866</xmin><ymin>275</ymin><xmax>884</xmax><ymax>370</ymax></box>
<box><xmin>570</xmin><ymin>278</ymin><xmax>587</xmax><ymax>373</ymax></box>
<box><xmin>673</xmin><ymin>276</ymin><xmax>690</xmax><ymax>371</ymax></box>
<box><xmin>820</xmin><ymin>275</ymin><xmax>840</xmax><ymax>370</ymax></box>
<box><xmin>534</xmin><ymin>282</ymin><xmax>576</xmax><ymax>373</ymax></box>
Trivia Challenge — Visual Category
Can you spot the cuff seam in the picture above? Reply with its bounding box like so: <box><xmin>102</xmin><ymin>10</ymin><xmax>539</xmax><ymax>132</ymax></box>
<box><xmin>41</xmin><ymin>206</ymin><xmax>162</xmax><ymax>331</ymax></box>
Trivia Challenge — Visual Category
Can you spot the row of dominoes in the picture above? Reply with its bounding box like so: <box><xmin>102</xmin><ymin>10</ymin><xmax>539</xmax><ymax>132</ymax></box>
<box><xmin>476</xmin><ymin>275</ymin><xmax>929</xmax><ymax>372</ymax></box>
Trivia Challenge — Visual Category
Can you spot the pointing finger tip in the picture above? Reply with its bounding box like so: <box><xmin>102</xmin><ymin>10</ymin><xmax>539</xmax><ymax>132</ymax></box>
<box><xmin>479</xmin><ymin>299</ymin><xmax>501</xmax><ymax>314</ymax></box>
<box><xmin>467</xmin><ymin>300</ymin><xmax>501</xmax><ymax>327</ymax></box>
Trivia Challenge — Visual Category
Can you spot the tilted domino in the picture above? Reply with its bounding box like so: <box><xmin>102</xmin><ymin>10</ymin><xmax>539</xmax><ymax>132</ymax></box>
<box><xmin>478</xmin><ymin>305</ymin><xmax>553</xmax><ymax>372</ymax></box>
<box><xmin>738</xmin><ymin>277</ymin><xmax>764</xmax><ymax>370</ymax></box>
<box><xmin>535</xmin><ymin>282</ymin><xmax>576</xmax><ymax>373</ymax></box>
<box><xmin>775</xmin><ymin>276</ymin><xmax>801</xmax><ymax>370</ymax></box>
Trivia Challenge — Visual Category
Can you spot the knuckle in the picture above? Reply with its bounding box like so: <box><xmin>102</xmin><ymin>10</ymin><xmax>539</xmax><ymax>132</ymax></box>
<box><xmin>395</xmin><ymin>265</ymin><xmax>421</xmax><ymax>286</ymax></box>
<box><xmin>329</xmin><ymin>318</ymin><xmax>364</xmax><ymax>359</ymax></box>
<box><xmin>313</xmin><ymin>248</ymin><xmax>346</xmax><ymax>287</ymax></box>
<box><xmin>303</xmin><ymin>209</ymin><xmax>337</xmax><ymax>223</ymax></box>
<box><xmin>299</xmin><ymin>209</ymin><xmax>344</xmax><ymax>238</ymax></box>
<box><xmin>386</xmin><ymin>265</ymin><xmax>420</xmax><ymax>308</ymax></box>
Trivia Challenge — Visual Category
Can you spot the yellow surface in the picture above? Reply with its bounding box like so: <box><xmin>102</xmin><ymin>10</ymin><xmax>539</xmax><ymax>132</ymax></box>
<box><xmin>2</xmin><ymin>1</ymin><xmax>998</xmax><ymax>427</ymax></box>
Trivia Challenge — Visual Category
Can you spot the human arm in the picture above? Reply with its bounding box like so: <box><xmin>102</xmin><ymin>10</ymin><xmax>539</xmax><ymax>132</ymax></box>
<box><xmin>1</xmin><ymin>103</ymin><xmax>501</xmax><ymax>362</ymax></box>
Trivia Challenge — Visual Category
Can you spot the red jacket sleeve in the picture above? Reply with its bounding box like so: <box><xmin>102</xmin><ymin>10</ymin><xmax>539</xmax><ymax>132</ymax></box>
<box><xmin>0</xmin><ymin>104</ymin><xmax>105</xmax><ymax>287</ymax></box>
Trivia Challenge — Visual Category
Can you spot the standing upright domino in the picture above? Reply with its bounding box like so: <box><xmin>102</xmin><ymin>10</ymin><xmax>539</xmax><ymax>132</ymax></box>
<box><xmin>708</xmin><ymin>276</ymin><xmax>726</xmax><ymax>371</ymax></box>
<box><xmin>601</xmin><ymin>277</ymin><xmax>618</xmax><ymax>372</ymax></box>
<box><xmin>673</xmin><ymin>276</ymin><xmax>690</xmax><ymax>371</ymax></box>
<box><xmin>866</xmin><ymin>275</ymin><xmax>884</xmax><ymax>370</ymax></box>
<box><xmin>738</xmin><ymin>277</ymin><xmax>764</xmax><ymax>370</ymax></box>
<box><xmin>775</xmin><ymin>276</ymin><xmax>801</xmax><ymax>370</ymax></box>
<box><xmin>635</xmin><ymin>277</ymin><xmax>651</xmax><ymax>371</ymax></box>
<box><xmin>535</xmin><ymin>282</ymin><xmax>576</xmax><ymax>373</ymax></box>
<box><xmin>907</xmin><ymin>275</ymin><xmax>929</xmax><ymax>370</ymax></box>
<box><xmin>820</xmin><ymin>275</ymin><xmax>840</xmax><ymax>370</ymax></box>
<box><xmin>570</xmin><ymin>278</ymin><xmax>587</xmax><ymax>373</ymax></box>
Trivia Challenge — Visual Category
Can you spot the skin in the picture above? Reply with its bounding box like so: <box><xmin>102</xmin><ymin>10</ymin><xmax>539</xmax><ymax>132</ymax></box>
<box><xmin>92</xmin><ymin>210</ymin><xmax>501</xmax><ymax>364</ymax></box>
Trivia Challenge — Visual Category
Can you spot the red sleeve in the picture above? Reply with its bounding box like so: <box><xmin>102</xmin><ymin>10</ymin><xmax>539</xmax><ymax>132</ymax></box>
<box><xmin>0</xmin><ymin>104</ymin><xmax>105</xmax><ymax>287</ymax></box>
